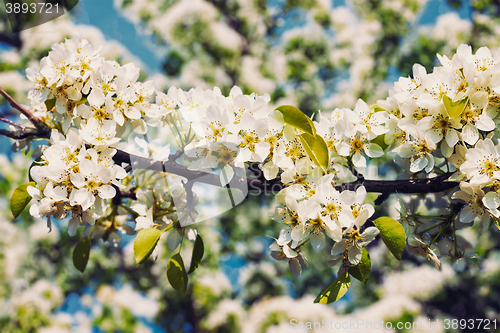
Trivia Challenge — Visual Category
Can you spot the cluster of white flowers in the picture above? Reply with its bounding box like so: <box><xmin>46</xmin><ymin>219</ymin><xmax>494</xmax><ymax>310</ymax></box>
<box><xmin>373</xmin><ymin>44</ymin><xmax>500</xmax><ymax>264</ymax></box>
<box><xmin>22</xmin><ymin>38</ymin><xmax>285</xmax><ymax>248</ymax></box>
<box><xmin>19</xmin><ymin>37</ymin><xmax>500</xmax><ymax>278</ymax></box>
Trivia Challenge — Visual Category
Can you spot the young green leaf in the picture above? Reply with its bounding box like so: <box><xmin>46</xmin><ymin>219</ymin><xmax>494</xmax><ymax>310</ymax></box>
<box><xmin>494</xmin><ymin>217</ymin><xmax>500</xmax><ymax>232</ymax></box>
<box><xmin>10</xmin><ymin>182</ymin><xmax>35</xmax><ymax>219</ymax></box>
<box><xmin>73</xmin><ymin>236</ymin><xmax>91</xmax><ymax>273</ymax></box>
<box><xmin>348</xmin><ymin>248</ymin><xmax>371</xmax><ymax>284</ymax></box>
<box><xmin>134</xmin><ymin>228</ymin><xmax>163</xmax><ymax>264</ymax></box>
<box><xmin>276</xmin><ymin>105</ymin><xmax>316</xmax><ymax>136</ymax></box>
<box><xmin>370</xmin><ymin>133</ymin><xmax>389</xmax><ymax>151</ymax></box>
<box><xmin>188</xmin><ymin>234</ymin><xmax>204</xmax><ymax>274</ymax></box>
<box><xmin>314</xmin><ymin>272</ymin><xmax>350</xmax><ymax>304</ymax></box>
<box><xmin>373</xmin><ymin>216</ymin><xmax>406</xmax><ymax>260</ymax></box>
<box><xmin>443</xmin><ymin>95</ymin><xmax>469</xmax><ymax>118</ymax></box>
<box><xmin>44</xmin><ymin>98</ymin><xmax>56</xmax><ymax>112</ymax></box>
<box><xmin>312</xmin><ymin>134</ymin><xmax>329</xmax><ymax>171</ymax></box>
<box><xmin>167</xmin><ymin>253</ymin><xmax>188</xmax><ymax>294</ymax></box>
<box><xmin>299</xmin><ymin>133</ymin><xmax>329</xmax><ymax>173</ymax></box>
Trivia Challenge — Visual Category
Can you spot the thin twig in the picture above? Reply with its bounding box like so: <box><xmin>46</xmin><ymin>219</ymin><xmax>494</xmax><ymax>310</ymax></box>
<box><xmin>0</xmin><ymin>116</ymin><xmax>24</xmax><ymax>129</ymax></box>
<box><xmin>0</xmin><ymin>128</ymin><xmax>39</xmax><ymax>140</ymax></box>
<box><xmin>0</xmin><ymin>87</ymin><xmax>51</xmax><ymax>138</ymax></box>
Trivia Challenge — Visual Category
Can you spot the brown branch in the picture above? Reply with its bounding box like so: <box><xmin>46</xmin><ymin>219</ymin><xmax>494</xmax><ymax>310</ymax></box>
<box><xmin>120</xmin><ymin>189</ymin><xmax>137</xmax><ymax>200</ymax></box>
<box><xmin>0</xmin><ymin>116</ymin><xmax>23</xmax><ymax>129</ymax></box>
<box><xmin>336</xmin><ymin>172</ymin><xmax>459</xmax><ymax>204</ymax></box>
<box><xmin>0</xmin><ymin>128</ymin><xmax>40</xmax><ymax>140</ymax></box>
<box><xmin>0</xmin><ymin>87</ymin><xmax>51</xmax><ymax>138</ymax></box>
<box><xmin>112</xmin><ymin>146</ymin><xmax>460</xmax><ymax>202</ymax></box>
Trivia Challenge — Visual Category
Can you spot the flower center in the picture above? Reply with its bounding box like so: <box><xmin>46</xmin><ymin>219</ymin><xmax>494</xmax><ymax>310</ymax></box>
<box><xmin>350</xmin><ymin>137</ymin><xmax>364</xmax><ymax>153</ymax></box>
<box><xmin>481</xmin><ymin>158</ymin><xmax>499</xmax><ymax>177</ymax></box>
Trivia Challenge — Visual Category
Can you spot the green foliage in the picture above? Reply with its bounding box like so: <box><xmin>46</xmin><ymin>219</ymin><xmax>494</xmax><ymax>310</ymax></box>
<box><xmin>276</xmin><ymin>105</ymin><xmax>316</xmax><ymax>136</ymax></box>
<box><xmin>10</xmin><ymin>182</ymin><xmax>35</xmax><ymax>219</ymax></box>
<box><xmin>299</xmin><ymin>133</ymin><xmax>329</xmax><ymax>173</ymax></box>
<box><xmin>133</xmin><ymin>228</ymin><xmax>164</xmax><ymax>264</ymax></box>
<box><xmin>44</xmin><ymin>98</ymin><xmax>56</xmax><ymax>112</ymax></box>
<box><xmin>314</xmin><ymin>272</ymin><xmax>351</xmax><ymax>304</ymax></box>
<box><xmin>167</xmin><ymin>253</ymin><xmax>188</xmax><ymax>294</ymax></box>
<box><xmin>163</xmin><ymin>49</ymin><xmax>186</xmax><ymax>76</ymax></box>
<box><xmin>188</xmin><ymin>234</ymin><xmax>204</xmax><ymax>274</ymax></box>
<box><xmin>397</xmin><ymin>35</ymin><xmax>445</xmax><ymax>77</ymax></box>
<box><xmin>373</xmin><ymin>216</ymin><xmax>406</xmax><ymax>260</ymax></box>
<box><xmin>348</xmin><ymin>248</ymin><xmax>371</xmax><ymax>284</ymax></box>
<box><xmin>443</xmin><ymin>95</ymin><xmax>469</xmax><ymax>118</ymax></box>
<box><xmin>314</xmin><ymin>11</ymin><xmax>331</xmax><ymax>27</ymax></box>
<box><xmin>284</xmin><ymin>36</ymin><xmax>328</xmax><ymax>62</ymax></box>
<box><xmin>284</xmin><ymin>0</ymin><xmax>316</xmax><ymax>10</ymax></box>
<box><xmin>73</xmin><ymin>236</ymin><xmax>91</xmax><ymax>273</ymax></box>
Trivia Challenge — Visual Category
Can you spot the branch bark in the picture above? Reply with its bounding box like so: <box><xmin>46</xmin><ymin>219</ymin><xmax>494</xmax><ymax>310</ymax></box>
<box><xmin>0</xmin><ymin>87</ymin><xmax>51</xmax><ymax>139</ymax></box>
<box><xmin>111</xmin><ymin>146</ymin><xmax>460</xmax><ymax>201</ymax></box>
<box><xmin>0</xmin><ymin>127</ymin><xmax>40</xmax><ymax>140</ymax></box>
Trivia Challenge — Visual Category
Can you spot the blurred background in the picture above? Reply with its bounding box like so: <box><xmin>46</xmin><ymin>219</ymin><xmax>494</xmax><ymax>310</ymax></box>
<box><xmin>0</xmin><ymin>0</ymin><xmax>499</xmax><ymax>332</ymax></box>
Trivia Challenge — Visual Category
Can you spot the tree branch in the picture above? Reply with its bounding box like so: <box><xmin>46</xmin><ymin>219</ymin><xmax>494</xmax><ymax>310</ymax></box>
<box><xmin>0</xmin><ymin>89</ymin><xmax>460</xmax><ymax>202</ymax></box>
<box><xmin>0</xmin><ymin>87</ymin><xmax>51</xmax><ymax>138</ymax></box>
<box><xmin>111</xmin><ymin>145</ymin><xmax>460</xmax><ymax>201</ymax></box>
<box><xmin>0</xmin><ymin>127</ymin><xmax>40</xmax><ymax>140</ymax></box>
<box><xmin>336</xmin><ymin>172</ymin><xmax>459</xmax><ymax>202</ymax></box>
<box><xmin>0</xmin><ymin>115</ymin><xmax>23</xmax><ymax>129</ymax></box>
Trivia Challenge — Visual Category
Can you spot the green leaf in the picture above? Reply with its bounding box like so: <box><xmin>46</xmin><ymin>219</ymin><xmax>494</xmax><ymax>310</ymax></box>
<box><xmin>134</xmin><ymin>228</ymin><xmax>163</xmax><ymax>264</ymax></box>
<box><xmin>73</xmin><ymin>236</ymin><xmax>91</xmax><ymax>273</ymax></box>
<box><xmin>188</xmin><ymin>234</ymin><xmax>204</xmax><ymax>274</ymax></box>
<box><xmin>167</xmin><ymin>253</ymin><xmax>188</xmax><ymax>294</ymax></box>
<box><xmin>312</xmin><ymin>134</ymin><xmax>329</xmax><ymax>171</ymax></box>
<box><xmin>348</xmin><ymin>248</ymin><xmax>371</xmax><ymax>284</ymax></box>
<box><xmin>10</xmin><ymin>182</ymin><xmax>35</xmax><ymax>219</ymax></box>
<box><xmin>276</xmin><ymin>105</ymin><xmax>316</xmax><ymax>136</ymax></box>
<box><xmin>371</xmin><ymin>134</ymin><xmax>388</xmax><ymax>151</ymax></box>
<box><xmin>299</xmin><ymin>133</ymin><xmax>329</xmax><ymax>173</ymax></box>
<box><xmin>314</xmin><ymin>272</ymin><xmax>350</xmax><ymax>304</ymax></box>
<box><xmin>44</xmin><ymin>98</ymin><xmax>56</xmax><ymax>111</ymax></box>
<box><xmin>443</xmin><ymin>95</ymin><xmax>468</xmax><ymax>118</ymax></box>
<box><xmin>494</xmin><ymin>217</ymin><xmax>500</xmax><ymax>232</ymax></box>
<box><xmin>373</xmin><ymin>216</ymin><xmax>406</xmax><ymax>260</ymax></box>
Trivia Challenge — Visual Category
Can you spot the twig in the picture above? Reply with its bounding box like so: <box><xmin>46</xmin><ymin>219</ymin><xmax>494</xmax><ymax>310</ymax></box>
<box><xmin>111</xmin><ymin>144</ymin><xmax>460</xmax><ymax>200</ymax></box>
<box><xmin>336</xmin><ymin>172</ymin><xmax>459</xmax><ymax>197</ymax></box>
<box><xmin>0</xmin><ymin>87</ymin><xmax>51</xmax><ymax>138</ymax></box>
<box><xmin>0</xmin><ymin>116</ymin><xmax>23</xmax><ymax>129</ymax></box>
<box><xmin>0</xmin><ymin>128</ymin><xmax>39</xmax><ymax>140</ymax></box>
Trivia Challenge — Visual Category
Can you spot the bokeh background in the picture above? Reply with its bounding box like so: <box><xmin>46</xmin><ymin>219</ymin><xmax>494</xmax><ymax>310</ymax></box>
<box><xmin>0</xmin><ymin>0</ymin><xmax>499</xmax><ymax>332</ymax></box>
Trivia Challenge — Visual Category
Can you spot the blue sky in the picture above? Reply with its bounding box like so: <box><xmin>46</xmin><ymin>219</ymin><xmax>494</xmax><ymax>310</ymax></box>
<box><xmin>67</xmin><ymin>0</ymin><xmax>472</xmax><ymax>75</ymax></box>
<box><xmin>70</xmin><ymin>0</ymin><xmax>165</xmax><ymax>73</ymax></box>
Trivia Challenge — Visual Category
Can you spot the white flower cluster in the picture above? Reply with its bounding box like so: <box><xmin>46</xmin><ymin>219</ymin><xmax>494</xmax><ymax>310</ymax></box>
<box><xmin>268</xmin><ymin>101</ymin><xmax>388</xmax><ymax>276</ymax></box>
<box><xmin>22</xmin><ymin>37</ymin><xmax>285</xmax><ymax>246</ymax></box>
<box><xmin>21</xmin><ymin>38</ymin><xmax>500</xmax><ymax>276</ymax></box>
<box><xmin>21</xmin><ymin>38</ymin><xmax>384</xmax><ymax>275</ymax></box>
<box><xmin>374</xmin><ymin>44</ymin><xmax>500</xmax><ymax>263</ymax></box>
<box><xmin>24</xmin><ymin>37</ymin><xmax>140</xmax><ymax>236</ymax></box>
